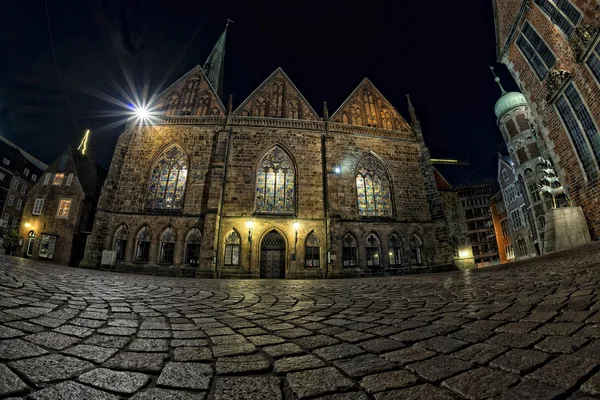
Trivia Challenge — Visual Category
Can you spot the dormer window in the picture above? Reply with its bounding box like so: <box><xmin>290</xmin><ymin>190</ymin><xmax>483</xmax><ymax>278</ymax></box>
<box><xmin>24</xmin><ymin>168</ymin><xmax>29</xmax><ymax>177</ymax></box>
<box><xmin>53</xmin><ymin>173</ymin><xmax>64</xmax><ymax>186</ymax></box>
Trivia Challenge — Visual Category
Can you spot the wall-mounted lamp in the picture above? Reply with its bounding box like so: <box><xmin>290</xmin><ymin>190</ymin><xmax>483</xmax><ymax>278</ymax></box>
<box><xmin>24</xmin><ymin>222</ymin><xmax>31</xmax><ymax>228</ymax></box>
<box><xmin>246</xmin><ymin>220</ymin><xmax>254</xmax><ymax>245</ymax></box>
<box><xmin>333</xmin><ymin>166</ymin><xmax>341</xmax><ymax>174</ymax></box>
<box><xmin>293</xmin><ymin>221</ymin><xmax>300</xmax><ymax>257</ymax></box>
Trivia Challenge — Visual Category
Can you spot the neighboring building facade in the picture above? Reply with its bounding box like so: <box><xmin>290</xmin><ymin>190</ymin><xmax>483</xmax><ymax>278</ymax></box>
<box><xmin>0</xmin><ymin>137</ymin><xmax>46</xmax><ymax>232</ymax></box>
<box><xmin>456</xmin><ymin>183</ymin><xmax>500</xmax><ymax>267</ymax></box>
<box><xmin>434</xmin><ymin>167</ymin><xmax>475</xmax><ymax>269</ymax></box>
<box><xmin>80</xmin><ymin>27</ymin><xmax>455</xmax><ymax>278</ymax></box>
<box><xmin>17</xmin><ymin>147</ymin><xmax>106</xmax><ymax>266</ymax></box>
<box><xmin>490</xmin><ymin>190</ymin><xmax>513</xmax><ymax>263</ymax></box>
<box><xmin>493</xmin><ymin>0</ymin><xmax>600</xmax><ymax>238</ymax></box>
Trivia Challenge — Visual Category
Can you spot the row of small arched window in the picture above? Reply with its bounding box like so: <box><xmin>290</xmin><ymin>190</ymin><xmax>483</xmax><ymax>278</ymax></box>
<box><xmin>145</xmin><ymin>144</ymin><xmax>395</xmax><ymax>218</ymax></box>
<box><xmin>341</xmin><ymin>232</ymin><xmax>424</xmax><ymax>268</ymax></box>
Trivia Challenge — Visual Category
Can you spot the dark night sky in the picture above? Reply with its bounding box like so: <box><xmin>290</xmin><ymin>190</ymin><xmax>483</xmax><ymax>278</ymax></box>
<box><xmin>0</xmin><ymin>0</ymin><xmax>521</xmax><ymax>186</ymax></box>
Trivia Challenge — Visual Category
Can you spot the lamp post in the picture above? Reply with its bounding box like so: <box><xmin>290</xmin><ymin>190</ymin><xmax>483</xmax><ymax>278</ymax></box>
<box><xmin>292</xmin><ymin>221</ymin><xmax>300</xmax><ymax>263</ymax></box>
<box><xmin>246</xmin><ymin>220</ymin><xmax>253</xmax><ymax>269</ymax></box>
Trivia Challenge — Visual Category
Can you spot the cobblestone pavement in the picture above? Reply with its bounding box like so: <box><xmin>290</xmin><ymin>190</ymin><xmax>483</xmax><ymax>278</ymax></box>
<box><xmin>3</xmin><ymin>244</ymin><xmax>600</xmax><ymax>399</ymax></box>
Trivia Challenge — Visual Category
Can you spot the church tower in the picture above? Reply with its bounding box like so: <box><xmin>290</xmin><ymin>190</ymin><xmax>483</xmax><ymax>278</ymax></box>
<box><xmin>202</xmin><ymin>25</ymin><xmax>228</xmax><ymax>99</ymax></box>
<box><xmin>492</xmin><ymin>71</ymin><xmax>549</xmax><ymax>256</ymax></box>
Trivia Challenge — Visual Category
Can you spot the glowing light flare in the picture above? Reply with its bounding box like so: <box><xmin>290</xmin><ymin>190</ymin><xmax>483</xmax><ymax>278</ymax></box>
<box><xmin>293</xmin><ymin>222</ymin><xmax>300</xmax><ymax>232</ymax></box>
<box><xmin>77</xmin><ymin>130</ymin><xmax>90</xmax><ymax>155</ymax></box>
<box><xmin>246</xmin><ymin>220</ymin><xmax>254</xmax><ymax>230</ymax></box>
<box><xmin>334</xmin><ymin>166</ymin><xmax>341</xmax><ymax>174</ymax></box>
<box><xmin>24</xmin><ymin>222</ymin><xmax>31</xmax><ymax>228</ymax></box>
<box><xmin>459</xmin><ymin>250</ymin><xmax>470</xmax><ymax>259</ymax></box>
<box><xmin>129</xmin><ymin>103</ymin><xmax>160</xmax><ymax>126</ymax></box>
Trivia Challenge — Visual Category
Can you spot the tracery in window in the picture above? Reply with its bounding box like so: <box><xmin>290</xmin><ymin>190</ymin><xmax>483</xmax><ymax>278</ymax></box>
<box><xmin>350</xmin><ymin>104</ymin><xmax>362</xmax><ymax>125</ymax></box>
<box><xmin>166</xmin><ymin>93</ymin><xmax>180</xmax><ymax>116</ymax></box>
<box><xmin>363</xmin><ymin>89</ymin><xmax>377</xmax><ymax>127</ymax></box>
<box><xmin>253</xmin><ymin>97</ymin><xmax>267</xmax><ymax>117</ymax></box>
<box><xmin>114</xmin><ymin>224</ymin><xmax>128</xmax><ymax>261</ymax></box>
<box><xmin>185</xmin><ymin>228</ymin><xmax>202</xmax><ymax>265</ymax></box>
<box><xmin>380</xmin><ymin>109</ymin><xmax>393</xmax><ymax>130</ymax></box>
<box><xmin>255</xmin><ymin>147</ymin><xmax>295</xmax><ymax>214</ymax></box>
<box><xmin>146</xmin><ymin>144</ymin><xmax>188</xmax><ymax>210</ymax></box>
<box><xmin>197</xmin><ymin>93</ymin><xmax>211</xmax><ymax>115</ymax></box>
<box><xmin>342</xmin><ymin>233</ymin><xmax>358</xmax><ymax>267</ymax></box>
<box><xmin>288</xmin><ymin>99</ymin><xmax>299</xmax><ymax>119</ymax></box>
<box><xmin>355</xmin><ymin>154</ymin><xmax>392</xmax><ymax>217</ymax></box>
<box><xmin>135</xmin><ymin>226</ymin><xmax>152</xmax><ymax>262</ymax></box>
<box><xmin>224</xmin><ymin>231</ymin><xmax>241</xmax><ymax>266</ymax></box>
<box><xmin>389</xmin><ymin>233</ymin><xmax>403</xmax><ymax>266</ymax></box>
<box><xmin>271</xmin><ymin>81</ymin><xmax>284</xmax><ymax>117</ymax></box>
<box><xmin>159</xmin><ymin>227</ymin><xmax>176</xmax><ymax>264</ymax></box>
<box><xmin>181</xmin><ymin>76</ymin><xmax>201</xmax><ymax>115</ymax></box>
<box><xmin>305</xmin><ymin>231</ymin><xmax>320</xmax><ymax>268</ymax></box>
<box><xmin>410</xmin><ymin>234</ymin><xmax>423</xmax><ymax>265</ymax></box>
<box><xmin>366</xmin><ymin>233</ymin><xmax>381</xmax><ymax>267</ymax></box>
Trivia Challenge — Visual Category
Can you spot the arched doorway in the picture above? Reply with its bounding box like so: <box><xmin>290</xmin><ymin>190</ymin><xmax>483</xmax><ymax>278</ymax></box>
<box><xmin>260</xmin><ymin>230</ymin><xmax>286</xmax><ymax>279</ymax></box>
<box><xmin>25</xmin><ymin>231</ymin><xmax>35</xmax><ymax>257</ymax></box>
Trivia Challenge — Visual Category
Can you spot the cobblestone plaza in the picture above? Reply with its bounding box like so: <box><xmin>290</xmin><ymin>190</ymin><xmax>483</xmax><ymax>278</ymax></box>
<box><xmin>2</xmin><ymin>243</ymin><xmax>600</xmax><ymax>399</ymax></box>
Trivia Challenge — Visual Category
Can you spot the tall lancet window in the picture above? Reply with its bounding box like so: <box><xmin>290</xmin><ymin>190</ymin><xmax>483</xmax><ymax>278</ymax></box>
<box><xmin>363</xmin><ymin>89</ymin><xmax>377</xmax><ymax>127</ymax></box>
<box><xmin>146</xmin><ymin>145</ymin><xmax>188</xmax><ymax>210</ymax></box>
<box><xmin>181</xmin><ymin>76</ymin><xmax>201</xmax><ymax>115</ymax></box>
<box><xmin>356</xmin><ymin>154</ymin><xmax>392</xmax><ymax>217</ymax></box>
<box><xmin>255</xmin><ymin>147</ymin><xmax>295</xmax><ymax>214</ymax></box>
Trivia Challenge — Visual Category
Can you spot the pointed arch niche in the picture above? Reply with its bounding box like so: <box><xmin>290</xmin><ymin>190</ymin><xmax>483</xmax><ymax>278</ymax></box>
<box><xmin>355</xmin><ymin>154</ymin><xmax>393</xmax><ymax>217</ymax></box>
<box><xmin>255</xmin><ymin>146</ymin><xmax>295</xmax><ymax>214</ymax></box>
<box><xmin>146</xmin><ymin>144</ymin><xmax>189</xmax><ymax>210</ymax></box>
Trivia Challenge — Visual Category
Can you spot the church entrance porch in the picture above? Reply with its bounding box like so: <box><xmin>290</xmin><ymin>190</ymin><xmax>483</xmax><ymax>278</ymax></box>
<box><xmin>260</xmin><ymin>230</ymin><xmax>286</xmax><ymax>279</ymax></box>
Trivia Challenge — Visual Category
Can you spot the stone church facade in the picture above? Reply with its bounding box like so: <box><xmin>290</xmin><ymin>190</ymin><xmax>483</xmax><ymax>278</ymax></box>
<box><xmin>80</xmin><ymin>27</ymin><xmax>454</xmax><ymax>278</ymax></box>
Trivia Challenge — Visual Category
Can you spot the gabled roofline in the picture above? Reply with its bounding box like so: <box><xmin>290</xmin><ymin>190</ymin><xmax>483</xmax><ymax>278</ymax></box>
<box><xmin>233</xmin><ymin>67</ymin><xmax>320</xmax><ymax>118</ymax></box>
<box><xmin>157</xmin><ymin>65</ymin><xmax>226</xmax><ymax>112</ymax></box>
<box><xmin>432</xmin><ymin>166</ymin><xmax>453</xmax><ymax>190</ymax></box>
<box><xmin>329</xmin><ymin>77</ymin><xmax>409</xmax><ymax>126</ymax></box>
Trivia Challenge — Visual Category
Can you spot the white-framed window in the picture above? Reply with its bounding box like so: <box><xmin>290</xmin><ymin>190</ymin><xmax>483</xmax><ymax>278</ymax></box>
<box><xmin>65</xmin><ymin>173</ymin><xmax>74</xmax><ymax>186</ymax></box>
<box><xmin>529</xmin><ymin>183</ymin><xmax>541</xmax><ymax>203</ymax></box>
<box><xmin>7</xmin><ymin>195</ymin><xmax>14</xmax><ymax>206</ymax></box>
<box><xmin>587</xmin><ymin>41</ymin><xmax>600</xmax><ymax>85</ymax></box>
<box><xmin>32</xmin><ymin>198</ymin><xmax>44</xmax><ymax>215</ymax></box>
<box><xmin>506</xmin><ymin>244</ymin><xmax>515</xmax><ymax>260</ymax></box>
<box><xmin>23</xmin><ymin>168</ymin><xmax>29</xmax><ymax>177</ymax></box>
<box><xmin>516</xmin><ymin>22</ymin><xmax>556</xmax><ymax>79</ymax></box>
<box><xmin>43</xmin><ymin>173</ymin><xmax>51</xmax><ymax>185</ymax></box>
<box><xmin>2</xmin><ymin>158</ymin><xmax>9</xmax><ymax>166</ymax></box>
<box><xmin>500</xmin><ymin>218</ymin><xmax>511</xmax><ymax>237</ymax></box>
<box><xmin>20</xmin><ymin>184</ymin><xmax>26</xmax><ymax>195</ymax></box>
<box><xmin>0</xmin><ymin>172</ymin><xmax>4</xmax><ymax>181</ymax></box>
<box><xmin>53</xmin><ymin>173</ymin><xmax>64</xmax><ymax>186</ymax></box>
<box><xmin>31</xmin><ymin>174</ymin><xmax>37</xmax><ymax>182</ymax></box>
<box><xmin>555</xmin><ymin>83</ymin><xmax>600</xmax><ymax>180</ymax></box>
<box><xmin>12</xmin><ymin>180</ymin><xmax>18</xmax><ymax>190</ymax></box>
<box><xmin>502</xmin><ymin>169</ymin><xmax>509</xmax><ymax>181</ymax></box>
<box><xmin>511</xmin><ymin>208</ymin><xmax>524</xmax><ymax>230</ymax></box>
<box><xmin>504</xmin><ymin>185</ymin><xmax>517</xmax><ymax>204</ymax></box>
<box><xmin>11</xmin><ymin>217</ymin><xmax>17</xmax><ymax>228</ymax></box>
<box><xmin>56</xmin><ymin>199</ymin><xmax>72</xmax><ymax>218</ymax></box>
<box><xmin>16</xmin><ymin>199</ymin><xmax>22</xmax><ymax>211</ymax></box>
<box><xmin>534</xmin><ymin>0</ymin><xmax>581</xmax><ymax>37</ymax></box>
<box><xmin>2</xmin><ymin>213</ymin><xmax>9</xmax><ymax>226</ymax></box>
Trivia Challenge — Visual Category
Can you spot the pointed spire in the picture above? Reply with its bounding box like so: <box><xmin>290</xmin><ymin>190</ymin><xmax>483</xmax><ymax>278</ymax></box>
<box><xmin>406</xmin><ymin>94</ymin><xmax>418</xmax><ymax>124</ymax></box>
<box><xmin>490</xmin><ymin>66</ymin><xmax>507</xmax><ymax>95</ymax></box>
<box><xmin>203</xmin><ymin>23</ymin><xmax>229</xmax><ymax>99</ymax></box>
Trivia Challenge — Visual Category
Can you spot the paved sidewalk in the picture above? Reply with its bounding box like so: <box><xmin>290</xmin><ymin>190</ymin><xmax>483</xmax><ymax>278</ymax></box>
<box><xmin>2</xmin><ymin>243</ymin><xmax>600</xmax><ymax>399</ymax></box>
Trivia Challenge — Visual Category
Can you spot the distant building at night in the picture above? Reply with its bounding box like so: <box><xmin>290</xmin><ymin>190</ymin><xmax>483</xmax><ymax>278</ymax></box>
<box><xmin>456</xmin><ymin>183</ymin><xmax>500</xmax><ymax>267</ymax></box>
<box><xmin>489</xmin><ymin>189</ymin><xmax>513</xmax><ymax>263</ymax></box>
<box><xmin>17</xmin><ymin>147</ymin><xmax>106</xmax><ymax>266</ymax></box>
<box><xmin>0</xmin><ymin>136</ymin><xmax>46</xmax><ymax>235</ymax></box>
<box><xmin>79</xmin><ymin>25</ymin><xmax>457</xmax><ymax>278</ymax></box>
<box><xmin>493</xmin><ymin>0</ymin><xmax>600</xmax><ymax>239</ymax></box>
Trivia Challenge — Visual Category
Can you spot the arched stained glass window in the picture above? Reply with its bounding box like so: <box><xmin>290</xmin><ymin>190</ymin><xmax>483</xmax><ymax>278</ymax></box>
<box><xmin>146</xmin><ymin>145</ymin><xmax>188</xmax><ymax>210</ymax></box>
<box><xmin>185</xmin><ymin>228</ymin><xmax>202</xmax><ymax>265</ymax></box>
<box><xmin>356</xmin><ymin>154</ymin><xmax>392</xmax><ymax>217</ymax></box>
<box><xmin>255</xmin><ymin>147</ymin><xmax>295</xmax><ymax>214</ymax></box>
<box><xmin>114</xmin><ymin>224</ymin><xmax>128</xmax><ymax>261</ymax></box>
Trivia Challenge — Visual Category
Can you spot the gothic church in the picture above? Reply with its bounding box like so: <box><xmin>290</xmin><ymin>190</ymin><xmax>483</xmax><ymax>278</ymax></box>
<box><xmin>81</xmin><ymin>26</ymin><xmax>454</xmax><ymax>278</ymax></box>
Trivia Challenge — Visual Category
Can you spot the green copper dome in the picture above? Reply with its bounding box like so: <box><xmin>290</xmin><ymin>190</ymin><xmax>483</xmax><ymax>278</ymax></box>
<box><xmin>494</xmin><ymin>91</ymin><xmax>528</xmax><ymax>118</ymax></box>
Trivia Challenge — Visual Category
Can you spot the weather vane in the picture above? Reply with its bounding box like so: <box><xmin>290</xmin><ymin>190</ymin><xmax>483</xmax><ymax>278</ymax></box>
<box><xmin>77</xmin><ymin>129</ymin><xmax>90</xmax><ymax>155</ymax></box>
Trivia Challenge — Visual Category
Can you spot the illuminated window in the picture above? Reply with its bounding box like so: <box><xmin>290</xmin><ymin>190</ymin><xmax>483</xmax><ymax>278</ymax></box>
<box><xmin>355</xmin><ymin>154</ymin><xmax>393</xmax><ymax>217</ymax></box>
<box><xmin>255</xmin><ymin>147</ymin><xmax>295</xmax><ymax>214</ymax></box>
<box><xmin>146</xmin><ymin>144</ymin><xmax>188</xmax><ymax>210</ymax></box>
<box><xmin>53</xmin><ymin>173</ymin><xmax>64</xmax><ymax>186</ymax></box>
<box><xmin>506</xmin><ymin>244</ymin><xmax>515</xmax><ymax>259</ymax></box>
<box><xmin>555</xmin><ymin>83</ymin><xmax>600</xmax><ymax>180</ymax></box>
<box><xmin>114</xmin><ymin>225</ymin><xmax>128</xmax><ymax>261</ymax></box>
<box><xmin>365</xmin><ymin>233</ymin><xmax>381</xmax><ymax>267</ymax></box>
<box><xmin>534</xmin><ymin>0</ymin><xmax>581</xmax><ymax>37</ymax></box>
<box><xmin>342</xmin><ymin>233</ymin><xmax>358</xmax><ymax>267</ymax></box>
<box><xmin>516</xmin><ymin>23</ymin><xmax>556</xmax><ymax>79</ymax></box>
<box><xmin>389</xmin><ymin>234</ymin><xmax>403</xmax><ymax>266</ymax></box>
<box><xmin>305</xmin><ymin>231</ymin><xmax>320</xmax><ymax>268</ymax></box>
<box><xmin>33</xmin><ymin>198</ymin><xmax>44</xmax><ymax>215</ymax></box>
<box><xmin>185</xmin><ymin>228</ymin><xmax>202</xmax><ymax>265</ymax></box>
<box><xmin>224</xmin><ymin>231</ymin><xmax>241</xmax><ymax>266</ymax></box>
<box><xmin>56</xmin><ymin>199</ymin><xmax>72</xmax><ymax>218</ymax></box>
<box><xmin>135</xmin><ymin>226</ymin><xmax>152</xmax><ymax>262</ymax></box>
<box><xmin>159</xmin><ymin>227</ymin><xmax>176</xmax><ymax>264</ymax></box>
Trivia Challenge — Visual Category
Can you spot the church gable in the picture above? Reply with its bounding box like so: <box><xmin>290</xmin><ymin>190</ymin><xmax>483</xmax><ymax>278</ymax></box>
<box><xmin>234</xmin><ymin>68</ymin><xmax>319</xmax><ymax>120</ymax></box>
<box><xmin>157</xmin><ymin>65</ymin><xmax>226</xmax><ymax>117</ymax></box>
<box><xmin>331</xmin><ymin>78</ymin><xmax>410</xmax><ymax>131</ymax></box>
